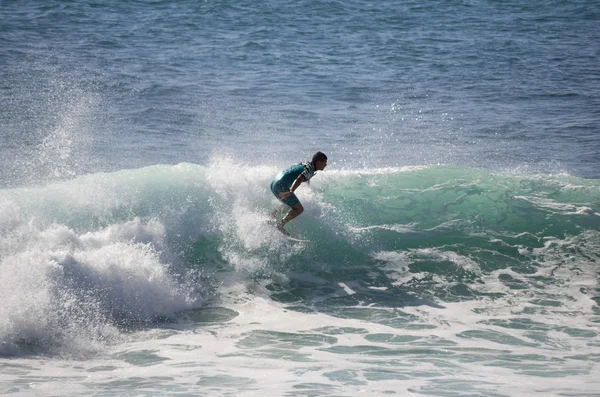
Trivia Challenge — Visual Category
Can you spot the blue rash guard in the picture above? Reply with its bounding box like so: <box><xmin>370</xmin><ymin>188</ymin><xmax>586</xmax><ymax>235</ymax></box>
<box><xmin>270</xmin><ymin>162</ymin><xmax>317</xmax><ymax>207</ymax></box>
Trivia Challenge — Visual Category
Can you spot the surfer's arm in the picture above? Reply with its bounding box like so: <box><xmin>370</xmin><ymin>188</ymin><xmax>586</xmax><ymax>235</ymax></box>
<box><xmin>279</xmin><ymin>175</ymin><xmax>306</xmax><ymax>199</ymax></box>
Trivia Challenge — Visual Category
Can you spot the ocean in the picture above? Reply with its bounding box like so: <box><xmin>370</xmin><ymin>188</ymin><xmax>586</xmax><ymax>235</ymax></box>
<box><xmin>1</xmin><ymin>0</ymin><xmax>599</xmax><ymax>396</ymax></box>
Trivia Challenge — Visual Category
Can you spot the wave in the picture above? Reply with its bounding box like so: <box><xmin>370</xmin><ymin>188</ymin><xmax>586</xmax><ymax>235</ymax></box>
<box><xmin>1</xmin><ymin>159</ymin><xmax>598</xmax><ymax>356</ymax></box>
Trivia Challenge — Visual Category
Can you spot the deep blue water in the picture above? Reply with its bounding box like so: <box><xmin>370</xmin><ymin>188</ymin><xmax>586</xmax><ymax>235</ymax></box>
<box><xmin>1</xmin><ymin>0</ymin><xmax>599</xmax><ymax>186</ymax></box>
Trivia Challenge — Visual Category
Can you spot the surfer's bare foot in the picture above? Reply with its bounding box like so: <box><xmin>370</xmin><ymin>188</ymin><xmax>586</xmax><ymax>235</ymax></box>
<box><xmin>277</xmin><ymin>223</ymin><xmax>290</xmax><ymax>236</ymax></box>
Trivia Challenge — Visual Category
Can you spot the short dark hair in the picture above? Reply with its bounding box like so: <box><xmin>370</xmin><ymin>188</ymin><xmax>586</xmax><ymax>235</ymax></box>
<box><xmin>312</xmin><ymin>151</ymin><xmax>327</xmax><ymax>163</ymax></box>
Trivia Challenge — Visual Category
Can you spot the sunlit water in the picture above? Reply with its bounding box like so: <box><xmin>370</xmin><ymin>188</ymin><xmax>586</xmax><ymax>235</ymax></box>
<box><xmin>1</xmin><ymin>1</ymin><xmax>599</xmax><ymax>396</ymax></box>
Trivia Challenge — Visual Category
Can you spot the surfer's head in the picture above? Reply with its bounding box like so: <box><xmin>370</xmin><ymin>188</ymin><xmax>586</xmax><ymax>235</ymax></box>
<box><xmin>312</xmin><ymin>151</ymin><xmax>328</xmax><ymax>171</ymax></box>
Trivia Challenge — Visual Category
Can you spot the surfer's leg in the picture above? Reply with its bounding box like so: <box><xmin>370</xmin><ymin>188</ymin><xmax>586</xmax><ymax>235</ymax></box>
<box><xmin>270</xmin><ymin>181</ymin><xmax>290</xmax><ymax>222</ymax></box>
<box><xmin>277</xmin><ymin>203</ymin><xmax>303</xmax><ymax>235</ymax></box>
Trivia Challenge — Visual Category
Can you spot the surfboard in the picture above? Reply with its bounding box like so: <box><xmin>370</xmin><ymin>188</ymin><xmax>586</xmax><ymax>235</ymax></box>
<box><xmin>285</xmin><ymin>236</ymin><xmax>310</xmax><ymax>243</ymax></box>
<box><xmin>272</xmin><ymin>223</ymin><xmax>310</xmax><ymax>243</ymax></box>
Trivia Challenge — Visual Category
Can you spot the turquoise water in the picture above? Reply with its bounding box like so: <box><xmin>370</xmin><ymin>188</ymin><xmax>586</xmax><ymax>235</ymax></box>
<box><xmin>1</xmin><ymin>0</ymin><xmax>599</xmax><ymax>396</ymax></box>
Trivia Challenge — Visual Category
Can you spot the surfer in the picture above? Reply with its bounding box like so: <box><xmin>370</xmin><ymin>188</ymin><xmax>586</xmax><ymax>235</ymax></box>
<box><xmin>270</xmin><ymin>151</ymin><xmax>328</xmax><ymax>236</ymax></box>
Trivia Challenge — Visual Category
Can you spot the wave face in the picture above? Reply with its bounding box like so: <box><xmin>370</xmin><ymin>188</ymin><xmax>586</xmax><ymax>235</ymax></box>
<box><xmin>1</xmin><ymin>160</ymin><xmax>598</xmax><ymax>356</ymax></box>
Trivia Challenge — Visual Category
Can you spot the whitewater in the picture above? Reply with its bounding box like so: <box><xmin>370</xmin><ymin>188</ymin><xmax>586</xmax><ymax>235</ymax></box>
<box><xmin>1</xmin><ymin>159</ymin><xmax>598</xmax><ymax>396</ymax></box>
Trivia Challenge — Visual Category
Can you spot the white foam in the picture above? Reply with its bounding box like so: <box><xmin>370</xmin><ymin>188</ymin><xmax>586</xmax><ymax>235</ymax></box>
<box><xmin>0</xmin><ymin>213</ymin><xmax>202</xmax><ymax>357</ymax></box>
<box><xmin>514</xmin><ymin>195</ymin><xmax>600</xmax><ymax>215</ymax></box>
<box><xmin>8</xmin><ymin>292</ymin><xmax>597</xmax><ymax>397</ymax></box>
<box><xmin>349</xmin><ymin>222</ymin><xmax>418</xmax><ymax>235</ymax></box>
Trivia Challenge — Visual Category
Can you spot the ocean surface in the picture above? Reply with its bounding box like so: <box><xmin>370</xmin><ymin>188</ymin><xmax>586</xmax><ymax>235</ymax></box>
<box><xmin>1</xmin><ymin>1</ymin><xmax>599</xmax><ymax>396</ymax></box>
